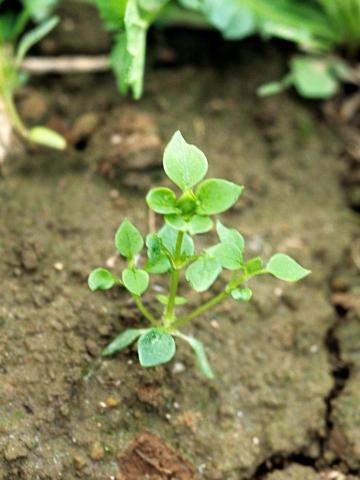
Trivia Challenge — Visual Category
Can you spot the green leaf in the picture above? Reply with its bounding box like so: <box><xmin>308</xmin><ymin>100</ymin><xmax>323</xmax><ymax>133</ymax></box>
<box><xmin>115</xmin><ymin>219</ymin><xmax>144</xmax><ymax>259</ymax></box>
<box><xmin>245</xmin><ymin>257</ymin><xmax>263</xmax><ymax>275</ymax></box>
<box><xmin>110</xmin><ymin>0</ymin><xmax>147</xmax><ymax>99</ymax></box>
<box><xmin>231</xmin><ymin>287</ymin><xmax>252</xmax><ymax>302</ymax></box>
<box><xmin>88</xmin><ymin>268</ymin><xmax>118</xmax><ymax>291</ymax></box>
<box><xmin>28</xmin><ymin>126</ymin><xmax>66</xmax><ymax>150</ymax></box>
<box><xmin>204</xmin><ymin>0</ymin><xmax>256</xmax><ymax>40</ymax></box>
<box><xmin>95</xmin><ymin>0</ymin><xmax>127</xmax><ymax>31</ymax></box>
<box><xmin>207</xmin><ymin>242</ymin><xmax>243</xmax><ymax>270</ymax></box>
<box><xmin>122</xmin><ymin>268</ymin><xmax>149</xmax><ymax>295</ymax></box>
<box><xmin>216</xmin><ymin>221</ymin><xmax>244</xmax><ymax>251</ymax></box>
<box><xmin>185</xmin><ymin>254</ymin><xmax>222</xmax><ymax>292</ymax></box>
<box><xmin>257</xmin><ymin>80</ymin><xmax>288</xmax><ymax>96</ymax></box>
<box><xmin>158</xmin><ymin>225</ymin><xmax>194</xmax><ymax>258</ymax></box>
<box><xmin>291</xmin><ymin>56</ymin><xmax>339</xmax><ymax>99</ymax></box>
<box><xmin>146</xmin><ymin>187</ymin><xmax>179</xmax><ymax>214</ymax></box>
<box><xmin>156</xmin><ymin>294</ymin><xmax>187</xmax><ymax>305</ymax></box>
<box><xmin>165</xmin><ymin>214</ymin><xmax>213</xmax><ymax>235</ymax></box>
<box><xmin>16</xmin><ymin>16</ymin><xmax>59</xmax><ymax>66</ymax></box>
<box><xmin>138</xmin><ymin>328</ymin><xmax>176</xmax><ymax>367</ymax></box>
<box><xmin>267</xmin><ymin>253</ymin><xmax>311</xmax><ymax>282</ymax></box>
<box><xmin>145</xmin><ymin>233</ymin><xmax>171</xmax><ymax>273</ymax></box>
<box><xmin>175</xmin><ymin>332</ymin><xmax>214</xmax><ymax>379</ymax></box>
<box><xmin>196</xmin><ymin>179</ymin><xmax>243</xmax><ymax>214</ymax></box>
<box><xmin>102</xmin><ymin>328</ymin><xmax>148</xmax><ymax>356</ymax></box>
<box><xmin>163</xmin><ymin>130</ymin><xmax>208</xmax><ymax>191</ymax></box>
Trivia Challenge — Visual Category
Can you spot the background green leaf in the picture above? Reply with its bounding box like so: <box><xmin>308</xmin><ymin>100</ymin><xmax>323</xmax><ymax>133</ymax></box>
<box><xmin>138</xmin><ymin>328</ymin><xmax>176</xmax><ymax>367</ymax></box>
<box><xmin>159</xmin><ymin>225</ymin><xmax>194</xmax><ymax>258</ymax></box>
<box><xmin>122</xmin><ymin>268</ymin><xmax>149</xmax><ymax>295</ymax></box>
<box><xmin>204</xmin><ymin>0</ymin><xmax>257</xmax><ymax>40</ymax></box>
<box><xmin>196</xmin><ymin>179</ymin><xmax>243</xmax><ymax>214</ymax></box>
<box><xmin>88</xmin><ymin>268</ymin><xmax>117</xmax><ymax>291</ymax></box>
<box><xmin>102</xmin><ymin>328</ymin><xmax>148</xmax><ymax>356</ymax></box>
<box><xmin>115</xmin><ymin>219</ymin><xmax>144</xmax><ymax>259</ymax></box>
<box><xmin>185</xmin><ymin>254</ymin><xmax>222</xmax><ymax>292</ymax></box>
<box><xmin>163</xmin><ymin>130</ymin><xmax>208</xmax><ymax>191</ymax></box>
<box><xmin>267</xmin><ymin>253</ymin><xmax>311</xmax><ymax>282</ymax></box>
<box><xmin>28</xmin><ymin>126</ymin><xmax>66</xmax><ymax>150</ymax></box>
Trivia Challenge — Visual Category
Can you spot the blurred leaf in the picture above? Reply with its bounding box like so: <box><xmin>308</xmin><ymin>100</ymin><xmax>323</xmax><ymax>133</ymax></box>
<box><xmin>88</xmin><ymin>268</ymin><xmax>117</xmax><ymax>291</ymax></box>
<box><xmin>138</xmin><ymin>328</ymin><xmax>176</xmax><ymax>367</ymax></box>
<box><xmin>185</xmin><ymin>254</ymin><xmax>222</xmax><ymax>292</ymax></box>
<box><xmin>196</xmin><ymin>179</ymin><xmax>243</xmax><ymax>215</ymax></box>
<box><xmin>176</xmin><ymin>332</ymin><xmax>214</xmax><ymax>379</ymax></box>
<box><xmin>122</xmin><ymin>268</ymin><xmax>149</xmax><ymax>295</ymax></box>
<box><xmin>28</xmin><ymin>125</ymin><xmax>66</xmax><ymax>150</ymax></box>
<box><xmin>115</xmin><ymin>218</ymin><xmax>143</xmax><ymax>259</ymax></box>
<box><xmin>102</xmin><ymin>328</ymin><xmax>148</xmax><ymax>356</ymax></box>
<box><xmin>267</xmin><ymin>253</ymin><xmax>311</xmax><ymax>282</ymax></box>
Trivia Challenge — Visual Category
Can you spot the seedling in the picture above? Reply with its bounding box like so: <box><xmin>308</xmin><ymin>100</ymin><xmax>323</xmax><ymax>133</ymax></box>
<box><xmin>88</xmin><ymin>131</ymin><xmax>310</xmax><ymax>378</ymax></box>
<box><xmin>0</xmin><ymin>0</ymin><xmax>66</xmax><ymax>150</ymax></box>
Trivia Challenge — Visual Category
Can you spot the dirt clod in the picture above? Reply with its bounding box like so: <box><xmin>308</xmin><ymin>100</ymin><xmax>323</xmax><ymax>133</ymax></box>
<box><xmin>117</xmin><ymin>431</ymin><xmax>195</xmax><ymax>480</ymax></box>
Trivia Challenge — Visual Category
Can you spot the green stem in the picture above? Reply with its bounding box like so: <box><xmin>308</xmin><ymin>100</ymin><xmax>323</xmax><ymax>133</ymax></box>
<box><xmin>173</xmin><ymin>272</ymin><xmax>249</xmax><ymax>330</ymax></box>
<box><xmin>164</xmin><ymin>230</ymin><xmax>184</xmax><ymax>323</ymax></box>
<box><xmin>131</xmin><ymin>294</ymin><xmax>160</xmax><ymax>327</ymax></box>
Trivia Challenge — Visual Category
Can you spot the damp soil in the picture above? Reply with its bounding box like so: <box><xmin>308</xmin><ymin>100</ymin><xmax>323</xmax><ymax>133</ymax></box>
<box><xmin>0</xmin><ymin>29</ymin><xmax>360</xmax><ymax>480</ymax></box>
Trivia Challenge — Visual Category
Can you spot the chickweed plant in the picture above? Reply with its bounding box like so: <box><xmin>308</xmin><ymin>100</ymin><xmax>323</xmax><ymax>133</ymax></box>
<box><xmin>88</xmin><ymin>131</ymin><xmax>310</xmax><ymax>378</ymax></box>
<box><xmin>0</xmin><ymin>0</ymin><xmax>66</xmax><ymax>149</ymax></box>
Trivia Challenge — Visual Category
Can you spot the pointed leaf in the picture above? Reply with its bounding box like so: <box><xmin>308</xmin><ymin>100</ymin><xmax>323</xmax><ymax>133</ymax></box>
<box><xmin>196</xmin><ymin>179</ymin><xmax>243</xmax><ymax>214</ymax></box>
<box><xmin>216</xmin><ymin>221</ymin><xmax>244</xmax><ymax>251</ymax></box>
<box><xmin>138</xmin><ymin>329</ymin><xmax>176</xmax><ymax>367</ymax></box>
<box><xmin>145</xmin><ymin>233</ymin><xmax>171</xmax><ymax>273</ymax></box>
<box><xmin>175</xmin><ymin>332</ymin><xmax>214</xmax><ymax>379</ymax></box>
<box><xmin>88</xmin><ymin>268</ymin><xmax>118</xmax><ymax>291</ymax></box>
<box><xmin>115</xmin><ymin>219</ymin><xmax>144</xmax><ymax>259</ymax></box>
<box><xmin>185</xmin><ymin>254</ymin><xmax>222</xmax><ymax>292</ymax></box>
<box><xmin>146</xmin><ymin>187</ymin><xmax>180</xmax><ymax>214</ymax></box>
<box><xmin>163</xmin><ymin>131</ymin><xmax>208</xmax><ymax>191</ymax></box>
<box><xmin>231</xmin><ymin>287</ymin><xmax>252</xmax><ymax>302</ymax></box>
<box><xmin>207</xmin><ymin>242</ymin><xmax>243</xmax><ymax>270</ymax></box>
<box><xmin>102</xmin><ymin>328</ymin><xmax>148</xmax><ymax>356</ymax></box>
<box><xmin>122</xmin><ymin>268</ymin><xmax>149</xmax><ymax>295</ymax></box>
<box><xmin>267</xmin><ymin>253</ymin><xmax>311</xmax><ymax>282</ymax></box>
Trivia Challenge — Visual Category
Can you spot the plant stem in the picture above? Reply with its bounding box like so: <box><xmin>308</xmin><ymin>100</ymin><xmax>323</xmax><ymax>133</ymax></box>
<box><xmin>164</xmin><ymin>230</ymin><xmax>184</xmax><ymax>323</ymax></box>
<box><xmin>173</xmin><ymin>272</ymin><xmax>249</xmax><ymax>330</ymax></box>
<box><xmin>131</xmin><ymin>294</ymin><xmax>160</xmax><ymax>327</ymax></box>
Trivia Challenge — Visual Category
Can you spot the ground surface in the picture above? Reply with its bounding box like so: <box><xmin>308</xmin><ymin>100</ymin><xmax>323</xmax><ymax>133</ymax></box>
<box><xmin>0</xmin><ymin>28</ymin><xmax>359</xmax><ymax>480</ymax></box>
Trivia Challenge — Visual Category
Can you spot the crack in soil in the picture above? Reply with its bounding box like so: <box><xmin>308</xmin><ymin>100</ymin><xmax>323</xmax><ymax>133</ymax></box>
<box><xmin>247</xmin><ymin>287</ymin><xmax>356</xmax><ymax>479</ymax></box>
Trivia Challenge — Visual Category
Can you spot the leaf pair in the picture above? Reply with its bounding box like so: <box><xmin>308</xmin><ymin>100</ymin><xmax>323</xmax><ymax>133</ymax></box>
<box><xmin>147</xmin><ymin>132</ymin><xmax>244</xmax><ymax>234</ymax></box>
<box><xmin>102</xmin><ymin>327</ymin><xmax>214</xmax><ymax>378</ymax></box>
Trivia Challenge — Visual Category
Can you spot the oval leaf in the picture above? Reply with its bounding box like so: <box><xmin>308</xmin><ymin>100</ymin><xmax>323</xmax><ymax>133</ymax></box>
<box><xmin>196</xmin><ymin>179</ymin><xmax>243</xmax><ymax>214</ymax></box>
<box><xmin>185</xmin><ymin>254</ymin><xmax>222</xmax><ymax>292</ymax></box>
<box><xmin>88</xmin><ymin>268</ymin><xmax>117</xmax><ymax>291</ymax></box>
<box><xmin>146</xmin><ymin>187</ymin><xmax>179</xmax><ymax>214</ymax></box>
<box><xmin>102</xmin><ymin>328</ymin><xmax>148</xmax><ymax>356</ymax></box>
<box><xmin>216</xmin><ymin>221</ymin><xmax>244</xmax><ymax>251</ymax></box>
<box><xmin>138</xmin><ymin>329</ymin><xmax>176</xmax><ymax>367</ymax></box>
<box><xmin>115</xmin><ymin>219</ymin><xmax>144</xmax><ymax>259</ymax></box>
<box><xmin>163</xmin><ymin>131</ymin><xmax>208</xmax><ymax>191</ymax></box>
<box><xmin>122</xmin><ymin>268</ymin><xmax>149</xmax><ymax>295</ymax></box>
<box><xmin>267</xmin><ymin>253</ymin><xmax>311</xmax><ymax>282</ymax></box>
<box><xmin>28</xmin><ymin>126</ymin><xmax>66</xmax><ymax>150</ymax></box>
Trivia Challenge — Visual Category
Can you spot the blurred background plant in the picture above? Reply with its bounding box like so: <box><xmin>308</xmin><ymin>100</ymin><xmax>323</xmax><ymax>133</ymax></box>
<box><xmin>94</xmin><ymin>0</ymin><xmax>360</xmax><ymax>100</ymax></box>
<box><xmin>0</xmin><ymin>0</ymin><xmax>66</xmax><ymax>160</ymax></box>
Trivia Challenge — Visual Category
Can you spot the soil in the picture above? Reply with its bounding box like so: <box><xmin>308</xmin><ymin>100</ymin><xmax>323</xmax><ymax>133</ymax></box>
<box><xmin>0</xmin><ymin>22</ymin><xmax>360</xmax><ymax>480</ymax></box>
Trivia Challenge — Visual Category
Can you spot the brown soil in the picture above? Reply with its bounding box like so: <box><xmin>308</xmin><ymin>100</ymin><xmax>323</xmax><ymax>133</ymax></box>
<box><xmin>0</xmin><ymin>25</ymin><xmax>359</xmax><ymax>480</ymax></box>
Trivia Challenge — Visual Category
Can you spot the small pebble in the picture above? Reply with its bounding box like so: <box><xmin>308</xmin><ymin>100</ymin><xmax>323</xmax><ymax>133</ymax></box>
<box><xmin>172</xmin><ymin>362</ymin><xmax>186</xmax><ymax>374</ymax></box>
<box><xmin>210</xmin><ymin>319</ymin><xmax>220</xmax><ymax>329</ymax></box>
<box><xmin>252</xmin><ymin>437</ymin><xmax>260</xmax><ymax>446</ymax></box>
<box><xmin>4</xmin><ymin>439</ymin><xmax>28</xmax><ymax>461</ymax></box>
<box><xmin>54</xmin><ymin>262</ymin><xmax>64</xmax><ymax>271</ymax></box>
<box><xmin>73</xmin><ymin>454</ymin><xmax>86</xmax><ymax>470</ymax></box>
<box><xmin>89</xmin><ymin>441</ymin><xmax>104</xmax><ymax>461</ymax></box>
<box><xmin>105</xmin><ymin>397</ymin><xmax>119</xmax><ymax>408</ymax></box>
<box><xmin>310</xmin><ymin>344</ymin><xmax>319</xmax><ymax>353</ymax></box>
